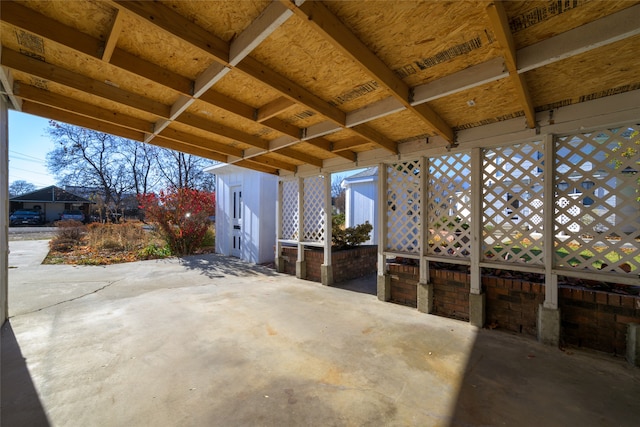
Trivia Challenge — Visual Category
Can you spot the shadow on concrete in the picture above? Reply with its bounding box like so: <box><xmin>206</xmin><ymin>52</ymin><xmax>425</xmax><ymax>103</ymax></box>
<box><xmin>333</xmin><ymin>273</ymin><xmax>377</xmax><ymax>296</ymax></box>
<box><xmin>1</xmin><ymin>321</ymin><xmax>50</xmax><ymax>427</ymax></box>
<box><xmin>178</xmin><ymin>253</ymin><xmax>279</xmax><ymax>279</ymax></box>
<box><xmin>447</xmin><ymin>328</ymin><xmax>640</xmax><ymax>426</ymax></box>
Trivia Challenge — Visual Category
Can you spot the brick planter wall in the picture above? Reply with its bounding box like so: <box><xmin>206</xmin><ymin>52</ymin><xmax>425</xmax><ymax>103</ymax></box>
<box><xmin>430</xmin><ymin>268</ymin><xmax>470</xmax><ymax>321</ymax></box>
<box><xmin>482</xmin><ymin>275</ymin><xmax>545</xmax><ymax>336</ymax></box>
<box><xmin>280</xmin><ymin>245</ymin><xmax>377</xmax><ymax>283</ymax></box>
<box><xmin>388</xmin><ymin>264</ymin><xmax>418</xmax><ymax>308</ymax></box>
<box><xmin>559</xmin><ymin>287</ymin><xmax>640</xmax><ymax>356</ymax></box>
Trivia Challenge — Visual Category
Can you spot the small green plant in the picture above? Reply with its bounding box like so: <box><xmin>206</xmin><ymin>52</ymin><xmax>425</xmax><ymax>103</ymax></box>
<box><xmin>332</xmin><ymin>215</ymin><xmax>373</xmax><ymax>249</ymax></box>
<box><xmin>137</xmin><ymin>243</ymin><xmax>172</xmax><ymax>259</ymax></box>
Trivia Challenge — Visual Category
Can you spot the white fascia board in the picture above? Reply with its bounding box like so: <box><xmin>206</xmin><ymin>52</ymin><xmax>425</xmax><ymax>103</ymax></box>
<box><xmin>242</xmin><ymin>147</ymin><xmax>268</xmax><ymax>159</ymax></box>
<box><xmin>229</xmin><ymin>2</ymin><xmax>293</xmax><ymax>66</ymax></box>
<box><xmin>193</xmin><ymin>63</ymin><xmax>231</xmax><ymax>98</ymax></box>
<box><xmin>346</xmin><ymin>97</ymin><xmax>405</xmax><ymax>127</ymax></box>
<box><xmin>302</xmin><ymin>121</ymin><xmax>342</xmax><ymax>140</ymax></box>
<box><xmin>268</xmin><ymin>135</ymin><xmax>299</xmax><ymax>151</ymax></box>
<box><xmin>204</xmin><ymin>162</ymin><xmax>242</xmax><ymax>175</ymax></box>
<box><xmin>412</xmin><ymin>57</ymin><xmax>508</xmax><ymax>104</ymax></box>
<box><xmin>169</xmin><ymin>95</ymin><xmax>195</xmax><ymax>120</ymax></box>
<box><xmin>517</xmin><ymin>4</ymin><xmax>640</xmax><ymax>73</ymax></box>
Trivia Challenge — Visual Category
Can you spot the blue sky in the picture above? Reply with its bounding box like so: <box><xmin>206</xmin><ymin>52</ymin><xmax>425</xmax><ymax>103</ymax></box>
<box><xmin>9</xmin><ymin>110</ymin><xmax>57</xmax><ymax>188</ymax></box>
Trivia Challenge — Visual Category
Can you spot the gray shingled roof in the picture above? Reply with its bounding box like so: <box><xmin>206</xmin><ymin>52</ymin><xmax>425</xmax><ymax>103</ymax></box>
<box><xmin>10</xmin><ymin>185</ymin><xmax>91</xmax><ymax>203</ymax></box>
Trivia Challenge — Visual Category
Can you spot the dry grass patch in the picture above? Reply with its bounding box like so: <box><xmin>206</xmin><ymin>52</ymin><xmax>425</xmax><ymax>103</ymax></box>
<box><xmin>44</xmin><ymin>221</ymin><xmax>214</xmax><ymax>265</ymax></box>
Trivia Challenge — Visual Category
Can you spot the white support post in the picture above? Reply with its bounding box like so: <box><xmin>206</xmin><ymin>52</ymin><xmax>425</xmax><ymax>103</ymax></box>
<box><xmin>417</xmin><ymin>156</ymin><xmax>432</xmax><ymax>313</ymax></box>
<box><xmin>538</xmin><ymin>133</ymin><xmax>561</xmax><ymax>346</ymax></box>
<box><xmin>321</xmin><ymin>173</ymin><xmax>333</xmax><ymax>286</ymax></box>
<box><xmin>469</xmin><ymin>147</ymin><xmax>485</xmax><ymax>327</ymax></box>
<box><xmin>1</xmin><ymin>96</ymin><xmax>9</xmax><ymax>324</ymax></box>
<box><xmin>275</xmin><ymin>179</ymin><xmax>284</xmax><ymax>272</ymax></box>
<box><xmin>470</xmin><ymin>147</ymin><xmax>483</xmax><ymax>294</ymax></box>
<box><xmin>543</xmin><ymin>134</ymin><xmax>558</xmax><ymax>309</ymax></box>
<box><xmin>377</xmin><ymin>163</ymin><xmax>390</xmax><ymax>301</ymax></box>
<box><xmin>296</xmin><ymin>177</ymin><xmax>305</xmax><ymax>279</ymax></box>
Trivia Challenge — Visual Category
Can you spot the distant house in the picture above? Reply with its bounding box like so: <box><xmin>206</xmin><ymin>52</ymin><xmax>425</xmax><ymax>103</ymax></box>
<box><xmin>9</xmin><ymin>185</ymin><xmax>92</xmax><ymax>223</ymax></box>
<box><xmin>341</xmin><ymin>167</ymin><xmax>378</xmax><ymax>245</ymax></box>
<box><xmin>206</xmin><ymin>164</ymin><xmax>277</xmax><ymax>264</ymax></box>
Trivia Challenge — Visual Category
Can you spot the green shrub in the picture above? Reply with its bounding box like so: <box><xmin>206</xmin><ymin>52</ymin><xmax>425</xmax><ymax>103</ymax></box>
<box><xmin>332</xmin><ymin>216</ymin><xmax>373</xmax><ymax>249</ymax></box>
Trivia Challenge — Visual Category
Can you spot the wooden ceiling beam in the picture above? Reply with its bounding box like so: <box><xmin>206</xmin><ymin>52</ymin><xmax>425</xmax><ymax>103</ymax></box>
<box><xmin>140</xmin><ymin>135</ymin><xmax>228</xmax><ymax>163</ymax></box>
<box><xmin>102</xmin><ymin>9</ymin><xmax>124</xmax><ymax>62</ymax></box>
<box><xmin>256</xmin><ymin>96</ymin><xmax>297</xmax><ymax>123</ymax></box>
<box><xmin>517</xmin><ymin>4</ymin><xmax>640</xmax><ymax>73</ymax></box>
<box><xmin>108</xmin><ymin>0</ymin><xmax>395</xmax><ymax>158</ymax></box>
<box><xmin>289</xmin><ymin>0</ymin><xmax>454</xmax><ymax>143</ymax></box>
<box><xmin>229</xmin><ymin>1</ymin><xmax>293</xmax><ymax>66</ymax></box>
<box><xmin>486</xmin><ymin>1</ymin><xmax>536</xmax><ymax>129</ymax></box>
<box><xmin>21</xmin><ymin>101</ymin><xmax>228</xmax><ymax>162</ymax></box>
<box><xmin>1</xmin><ymin>48</ymin><xmax>171</xmax><ymax>118</ymax></box>
<box><xmin>1</xmin><ymin>1</ymin><xmax>193</xmax><ymax>95</ymax></box>
<box><xmin>13</xmin><ymin>83</ymin><xmax>153</xmax><ymax>133</ymax></box>
<box><xmin>175</xmin><ymin>112</ymin><xmax>270</xmax><ymax>151</ymax></box>
<box><xmin>111</xmin><ymin>0</ymin><xmax>229</xmax><ymax>63</ymax></box>
<box><xmin>299</xmin><ymin>137</ymin><xmax>357</xmax><ymax>162</ymax></box>
<box><xmin>236</xmin><ymin>56</ymin><xmax>346</xmax><ymax>125</ymax></box>
<box><xmin>21</xmin><ymin>101</ymin><xmax>146</xmax><ymax>142</ymax></box>
<box><xmin>235</xmin><ymin>159</ymin><xmax>279</xmax><ymax>175</ymax></box>
<box><xmin>156</xmin><ymin>127</ymin><xmax>242</xmax><ymax>158</ymax></box>
<box><xmin>276</xmin><ymin>147</ymin><xmax>323</xmax><ymax>168</ymax></box>
<box><xmin>250</xmin><ymin>155</ymin><xmax>297</xmax><ymax>173</ymax></box>
<box><xmin>331</xmin><ymin>137</ymin><xmax>369</xmax><ymax>152</ymax></box>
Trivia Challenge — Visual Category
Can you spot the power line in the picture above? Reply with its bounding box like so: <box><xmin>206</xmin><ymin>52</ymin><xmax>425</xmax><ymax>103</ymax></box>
<box><xmin>9</xmin><ymin>150</ymin><xmax>46</xmax><ymax>161</ymax></box>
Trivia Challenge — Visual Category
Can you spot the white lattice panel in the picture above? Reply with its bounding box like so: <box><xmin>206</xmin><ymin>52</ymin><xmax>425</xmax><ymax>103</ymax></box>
<box><xmin>386</xmin><ymin>161</ymin><xmax>421</xmax><ymax>254</ymax></box>
<box><xmin>303</xmin><ymin>175</ymin><xmax>326</xmax><ymax>242</ymax></box>
<box><xmin>483</xmin><ymin>142</ymin><xmax>545</xmax><ymax>264</ymax></box>
<box><xmin>555</xmin><ymin>126</ymin><xmax>639</xmax><ymax>274</ymax></box>
<box><xmin>281</xmin><ymin>179</ymin><xmax>298</xmax><ymax>240</ymax></box>
<box><xmin>427</xmin><ymin>153</ymin><xmax>472</xmax><ymax>258</ymax></box>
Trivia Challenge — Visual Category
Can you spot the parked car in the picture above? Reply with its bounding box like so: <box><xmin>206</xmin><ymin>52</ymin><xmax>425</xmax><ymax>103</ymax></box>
<box><xmin>60</xmin><ymin>210</ymin><xmax>85</xmax><ymax>223</ymax></box>
<box><xmin>9</xmin><ymin>209</ymin><xmax>45</xmax><ymax>226</ymax></box>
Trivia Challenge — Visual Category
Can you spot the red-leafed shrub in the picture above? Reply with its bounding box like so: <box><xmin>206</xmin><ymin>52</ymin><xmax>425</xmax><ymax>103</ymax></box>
<box><xmin>138</xmin><ymin>188</ymin><xmax>215</xmax><ymax>256</ymax></box>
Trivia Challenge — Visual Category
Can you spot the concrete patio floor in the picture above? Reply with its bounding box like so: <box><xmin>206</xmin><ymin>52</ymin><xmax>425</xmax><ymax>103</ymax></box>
<box><xmin>2</xmin><ymin>240</ymin><xmax>639</xmax><ymax>426</ymax></box>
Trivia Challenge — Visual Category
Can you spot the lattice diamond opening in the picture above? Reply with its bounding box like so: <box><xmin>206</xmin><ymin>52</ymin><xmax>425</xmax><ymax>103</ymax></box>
<box><xmin>386</xmin><ymin>161</ymin><xmax>421</xmax><ymax>254</ymax></box>
<box><xmin>281</xmin><ymin>179</ymin><xmax>298</xmax><ymax>240</ymax></box>
<box><xmin>555</xmin><ymin>126</ymin><xmax>639</xmax><ymax>274</ymax></box>
<box><xmin>302</xmin><ymin>175</ymin><xmax>326</xmax><ymax>243</ymax></box>
<box><xmin>427</xmin><ymin>153</ymin><xmax>472</xmax><ymax>258</ymax></box>
<box><xmin>483</xmin><ymin>141</ymin><xmax>545</xmax><ymax>264</ymax></box>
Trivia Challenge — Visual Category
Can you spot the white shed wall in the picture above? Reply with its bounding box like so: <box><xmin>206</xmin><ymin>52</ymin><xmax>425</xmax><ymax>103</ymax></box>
<box><xmin>345</xmin><ymin>179</ymin><xmax>378</xmax><ymax>245</ymax></box>
<box><xmin>214</xmin><ymin>166</ymin><xmax>277</xmax><ymax>264</ymax></box>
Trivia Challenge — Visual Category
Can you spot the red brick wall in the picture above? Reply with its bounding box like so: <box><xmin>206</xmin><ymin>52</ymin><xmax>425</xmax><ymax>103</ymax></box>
<box><xmin>280</xmin><ymin>245</ymin><xmax>377</xmax><ymax>283</ymax></box>
<box><xmin>559</xmin><ymin>287</ymin><xmax>640</xmax><ymax>356</ymax></box>
<box><xmin>482</xmin><ymin>276</ymin><xmax>545</xmax><ymax>336</ymax></box>
<box><xmin>389</xmin><ymin>264</ymin><xmax>418</xmax><ymax>308</ymax></box>
<box><xmin>430</xmin><ymin>268</ymin><xmax>470</xmax><ymax>321</ymax></box>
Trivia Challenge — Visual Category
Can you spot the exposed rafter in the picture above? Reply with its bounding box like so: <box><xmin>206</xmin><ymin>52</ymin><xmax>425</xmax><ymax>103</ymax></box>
<box><xmin>486</xmin><ymin>1</ymin><xmax>536</xmax><ymax>129</ymax></box>
<box><xmin>1</xmin><ymin>48</ymin><xmax>171</xmax><ymax>118</ymax></box>
<box><xmin>1</xmin><ymin>1</ymin><xmax>193</xmax><ymax>95</ymax></box>
<box><xmin>287</xmin><ymin>0</ymin><xmax>454</xmax><ymax>143</ymax></box>
<box><xmin>1</xmin><ymin>1</ymin><xmax>638</xmax><ymax>177</ymax></box>
<box><xmin>101</xmin><ymin>9</ymin><xmax>124</xmax><ymax>62</ymax></box>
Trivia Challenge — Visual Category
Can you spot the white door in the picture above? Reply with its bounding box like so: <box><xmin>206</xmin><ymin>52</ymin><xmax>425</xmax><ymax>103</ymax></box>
<box><xmin>230</xmin><ymin>186</ymin><xmax>242</xmax><ymax>257</ymax></box>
